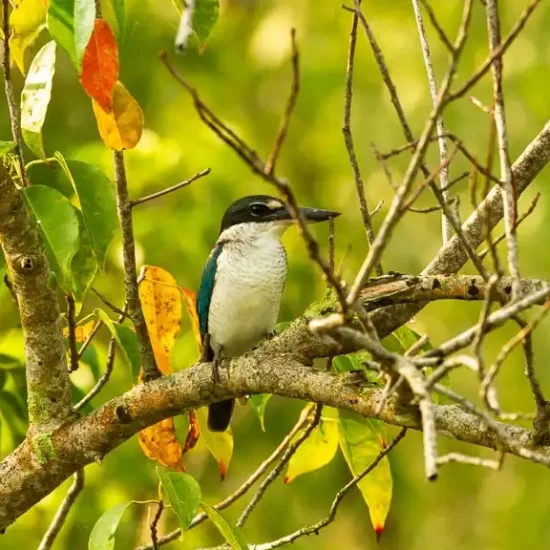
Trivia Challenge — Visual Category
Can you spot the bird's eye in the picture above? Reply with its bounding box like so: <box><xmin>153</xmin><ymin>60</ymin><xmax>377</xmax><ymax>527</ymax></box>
<box><xmin>249</xmin><ymin>203</ymin><xmax>270</xmax><ymax>217</ymax></box>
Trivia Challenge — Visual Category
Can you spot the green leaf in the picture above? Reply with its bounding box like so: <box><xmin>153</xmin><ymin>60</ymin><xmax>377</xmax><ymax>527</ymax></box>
<box><xmin>337</xmin><ymin>409</ymin><xmax>393</xmax><ymax>536</ymax></box>
<box><xmin>0</xmin><ymin>390</ymin><xmax>27</xmax><ymax>446</ymax></box>
<box><xmin>195</xmin><ymin>407</ymin><xmax>233</xmax><ymax>480</ymax></box>
<box><xmin>53</xmin><ymin>155</ymin><xmax>118</xmax><ymax>269</ymax></box>
<box><xmin>95</xmin><ymin>309</ymin><xmax>141</xmax><ymax>382</ymax></box>
<box><xmin>20</xmin><ymin>41</ymin><xmax>57</xmax><ymax>159</ymax></box>
<box><xmin>249</xmin><ymin>394</ymin><xmax>271</xmax><ymax>431</ymax></box>
<box><xmin>0</xmin><ymin>141</ymin><xmax>16</xmax><ymax>157</ymax></box>
<box><xmin>200</xmin><ymin>502</ymin><xmax>248</xmax><ymax>550</ymax></box>
<box><xmin>285</xmin><ymin>408</ymin><xmax>339</xmax><ymax>484</ymax></box>
<box><xmin>71</xmin><ymin>211</ymin><xmax>98</xmax><ymax>309</ymax></box>
<box><xmin>193</xmin><ymin>0</ymin><xmax>219</xmax><ymax>52</ymax></box>
<box><xmin>110</xmin><ymin>0</ymin><xmax>126</xmax><ymax>40</ymax></box>
<box><xmin>75</xmin><ymin>0</ymin><xmax>96</xmax><ymax>68</ymax></box>
<box><xmin>23</xmin><ymin>185</ymin><xmax>80</xmax><ymax>291</ymax></box>
<box><xmin>88</xmin><ymin>501</ymin><xmax>133</xmax><ymax>550</ymax></box>
<box><xmin>158</xmin><ymin>470</ymin><xmax>201</xmax><ymax>531</ymax></box>
<box><xmin>0</xmin><ymin>354</ymin><xmax>24</xmax><ymax>370</ymax></box>
<box><xmin>48</xmin><ymin>0</ymin><xmax>77</xmax><ymax>67</ymax></box>
<box><xmin>8</xmin><ymin>0</ymin><xmax>47</xmax><ymax>74</ymax></box>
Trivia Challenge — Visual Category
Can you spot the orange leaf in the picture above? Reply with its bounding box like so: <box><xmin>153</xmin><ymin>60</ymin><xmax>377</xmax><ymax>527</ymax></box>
<box><xmin>138</xmin><ymin>418</ymin><xmax>185</xmax><ymax>471</ymax></box>
<box><xmin>63</xmin><ymin>320</ymin><xmax>96</xmax><ymax>343</ymax></box>
<box><xmin>180</xmin><ymin>287</ymin><xmax>202</xmax><ymax>353</ymax></box>
<box><xmin>183</xmin><ymin>409</ymin><xmax>200</xmax><ymax>453</ymax></box>
<box><xmin>79</xmin><ymin>19</ymin><xmax>119</xmax><ymax>111</ymax></box>
<box><xmin>92</xmin><ymin>81</ymin><xmax>143</xmax><ymax>150</ymax></box>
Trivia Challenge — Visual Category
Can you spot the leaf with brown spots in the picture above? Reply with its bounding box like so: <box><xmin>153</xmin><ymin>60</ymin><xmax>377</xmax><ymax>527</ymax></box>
<box><xmin>63</xmin><ymin>319</ymin><xmax>96</xmax><ymax>343</ymax></box>
<box><xmin>138</xmin><ymin>418</ymin><xmax>185</xmax><ymax>472</ymax></box>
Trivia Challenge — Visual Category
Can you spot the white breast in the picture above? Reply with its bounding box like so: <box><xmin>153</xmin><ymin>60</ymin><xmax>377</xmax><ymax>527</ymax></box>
<box><xmin>208</xmin><ymin>225</ymin><xmax>287</xmax><ymax>358</ymax></box>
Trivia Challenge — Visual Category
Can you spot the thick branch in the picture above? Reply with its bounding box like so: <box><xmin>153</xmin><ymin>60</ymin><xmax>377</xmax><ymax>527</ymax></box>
<box><xmin>0</xmin><ymin>166</ymin><xmax>72</xmax><ymax>430</ymax></box>
<box><xmin>1</xmin><ymin>343</ymin><xmax>549</xmax><ymax>531</ymax></box>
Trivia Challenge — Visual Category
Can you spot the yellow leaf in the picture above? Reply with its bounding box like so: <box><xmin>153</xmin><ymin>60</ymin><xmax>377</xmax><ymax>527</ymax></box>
<box><xmin>63</xmin><ymin>319</ymin><xmax>96</xmax><ymax>343</ymax></box>
<box><xmin>138</xmin><ymin>418</ymin><xmax>185</xmax><ymax>472</ymax></box>
<box><xmin>92</xmin><ymin>80</ymin><xmax>143</xmax><ymax>150</ymax></box>
<box><xmin>284</xmin><ymin>407</ymin><xmax>339</xmax><ymax>484</ymax></box>
<box><xmin>138</xmin><ymin>265</ymin><xmax>182</xmax><ymax>376</ymax></box>
<box><xmin>180</xmin><ymin>286</ymin><xmax>201</xmax><ymax>353</ymax></box>
<box><xmin>8</xmin><ymin>0</ymin><xmax>47</xmax><ymax>74</ymax></box>
<box><xmin>196</xmin><ymin>407</ymin><xmax>233</xmax><ymax>480</ymax></box>
<box><xmin>337</xmin><ymin>409</ymin><xmax>393</xmax><ymax>537</ymax></box>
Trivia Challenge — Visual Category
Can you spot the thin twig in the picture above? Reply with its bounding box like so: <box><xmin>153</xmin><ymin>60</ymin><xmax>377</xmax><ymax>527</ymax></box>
<box><xmin>130</xmin><ymin>168</ymin><xmax>211</xmax><ymax>207</ymax></box>
<box><xmin>436</xmin><ymin>452</ymin><xmax>501</xmax><ymax>470</ymax></box>
<box><xmin>92</xmin><ymin>288</ymin><xmax>131</xmax><ymax>319</ymax></box>
<box><xmin>77</xmin><ymin>320</ymin><xmax>103</xmax><ymax>360</ymax></box>
<box><xmin>486</xmin><ymin>0</ymin><xmax>521</xmax><ymax>299</ymax></box>
<box><xmin>37</xmin><ymin>470</ymin><xmax>85</xmax><ymax>550</ymax></box>
<box><xmin>418</xmin><ymin>0</ymin><xmax>454</xmax><ymax>52</ymax></box>
<box><xmin>342</xmin><ymin>5</ymin><xmax>382</xmax><ymax>274</ymax></box>
<box><xmin>150</xmin><ymin>500</ymin><xmax>164</xmax><ymax>550</ymax></box>
<box><xmin>250</xmin><ymin>428</ymin><xmax>407</xmax><ymax>550</ymax></box>
<box><xmin>236</xmin><ymin>404</ymin><xmax>322</xmax><ymax>528</ymax></box>
<box><xmin>264</xmin><ymin>29</ymin><xmax>299</xmax><ymax>176</ymax></box>
<box><xmin>411</xmin><ymin>0</ymin><xmax>452</xmax><ymax>243</ymax></box>
<box><xmin>112</xmin><ymin>151</ymin><xmax>159</xmax><ymax>381</ymax></box>
<box><xmin>66</xmin><ymin>294</ymin><xmax>80</xmax><ymax>372</ymax></box>
<box><xmin>1</xmin><ymin>0</ymin><xmax>27</xmax><ymax>186</ymax></box>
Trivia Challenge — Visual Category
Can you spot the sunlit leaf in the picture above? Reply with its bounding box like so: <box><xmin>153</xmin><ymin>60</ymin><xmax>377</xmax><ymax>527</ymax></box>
<box><xmin>193</xmin><ymin>0</ymin><xmax>219</xmax><ymax>54</ymax></box>
<box><xmin>79</xmin><ymin>19</ymin><xmax>119</xmax><ymax>111</ymax></box>
<box><xmin>337</xmin><ymin>409</ymin><xmax>393</xmax><ymax>537</ymax></box>
<box><xmin>63</xmin><ymin>319</ymin><xmax>96</xmax><ymax>342</ymax></box>
<box><xmin>20</xmin><ymin>40</ymin><xmax>56</xmax><ymax>159</ymax></box>
<box><xmin>88</xmin><ymin>501</ymin><xmax>133</xmax><ymax>550</ymax></box>
<box><xmin>196</xmin><ymin>407</ymin><xmax>233</xmax><ymax>480</ymax></box>
<box><xmin>8</xmin><ymin>0</ymin><xmax>47</xmax><ymax>74</ymax></box>
<box><xmin>95</xmin><ymin>309</ymin><xmax>141</xmax><ymax>381</ymax></box>
<box><xmin>249</xmin><ymin>394</ymin><xmax>271</xmax><ymax>431</ymax></box>
<box><xmin>23</xmin><ymin>185</ymin><xmax>80</xmax><ymax>291</ymax></box>
<box><xmin>200</xmin><ymin>502</ymin><xmax>248</xmax><ymax>550</ymax></box>
<box><xmin>53</xmin><ymin>154</ymin><xmax>118</xmax><ymax>268</ymax></box>
<box><xmin>110</xmin><ymin>0</ymin><xmax>126</xmax><ymax>39</ymax></box>
<box><xmin>74</xmin><ymin>0</ymin><xmax>96</xmax><ymax>68</ymax></box>
<box><xmin>158</xmin><ymin>470</ymin><xmax>201</xmax><ymax>531</ymax></box>
<box><xmin>47</xmin><ymin>0</ymin><xmax>77</xmax><ymax>66</ymax></box>
<box><xmin>139</xmin><ymin>419</ymin><xmax>185</xmax><ymax>471</ymax></box>
<box><xmin>285</xmin><ymin>408</ymin><xmax>339</xmax><ymax>484</ymax></box>
<box><xmin>139</xmin><ymin>265</ymin><xmax>182</xmax><ymax>376</ymax></box>
<box><xmin>92</xmin><ymin>81</ymin><xmax>143</xmax><ymax>150</ymax></box>
<box><xmin>0</xmin><ymin>141</ymin><xmax>16</xmax><ymax>156</ymax></box>
<box><xmin>180</xmin><ymin>287</ymin><xmax>201</xmax><ymax>353</ymax></box>
<box><xmin>70</xmin><ymin>210</ymin><xmax>98</xmax><ymax>309</ymax></box>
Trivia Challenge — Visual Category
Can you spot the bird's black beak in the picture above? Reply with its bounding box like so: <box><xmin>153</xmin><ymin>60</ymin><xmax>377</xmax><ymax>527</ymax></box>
<box><xmin>298</xmin><ymin>206</ymin><xmax>341</xmax><ymax>223</ymax></box>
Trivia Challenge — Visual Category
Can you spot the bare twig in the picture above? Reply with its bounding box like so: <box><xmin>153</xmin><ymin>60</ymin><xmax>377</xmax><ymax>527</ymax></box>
<box><xmin>342</xmin><ymin>5</ymin><xmax>382</xmax><ymax>274</ymax></box>
<box><xmin>486</xmin><ymin>0</ymin><xmax>521</xmax><ymax>299</ymax></box>
<box><xmin>92</xmin><ymin>288</ymin><xmax>131</xmax><ymax>319</ymax></box>
<box><xmin>264</xmin><ymin>29</ymin><xmax>300</xmax><ymax>176</ymax></box>
<box><xmin>1</xmin><ymin>0</ymin><xmax>27</xmax><ymax>187</ymax></box>
<box><xmin>250</xmin><ymin>428</ymin><xmax>407</xmax><ymax>550</ymax></box>
<box><xmin>37</xmin><ymin>470</ymin><xmax>84</xmax><ymax>550</ymax></box>
<box><xmin>149</xmin><ymin>500</ymin><xmax>164</xmax><ymax>550</ymax></box>
<box><xmin>418</xmin><ymin>0</ymin><xmax>453</xmax><ymax>52</ymax></box>
<box><xmin>76</xmin><ymin>320</ymin><xmax>103</xmax><ymax>360</ymax></box>
<box><xmin>130</xmin><ymin>169</ymin><xmax>211</xmax><ymax>207</ymax></box>
<box><xmin>436</xmin><ymin>452</ymin><xmax>501</xmax><ymax>470</ymax></box>
<box><xmin>236</xmin><ymin>404</ymin><xmax>322</xmax><ymax>528</ymax></box>
<box><xmin>66</xmin><ymin>294</ymin><xmax>80</xmax><ymax>372</ymax></box>
<box><xmin>112</xmin><ymin>151</ymin><xmax>159</xmax><ymax>381</ymax></box>
<box><xmin>411</xmin><ymin>0</ymin><xmax>452</xmax><ymax>243</ymax></box>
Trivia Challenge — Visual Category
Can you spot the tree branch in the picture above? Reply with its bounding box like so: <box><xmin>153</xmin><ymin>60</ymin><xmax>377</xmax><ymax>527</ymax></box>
<box><xmin>0</xmin><ymin>166</ymin><xmax>72</xmax><ymax>430</ymax></box>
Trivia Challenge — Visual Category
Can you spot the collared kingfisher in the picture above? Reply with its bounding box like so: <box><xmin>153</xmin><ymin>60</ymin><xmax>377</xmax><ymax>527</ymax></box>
<box><xmin>197</xmin><ymin>195</ymin><xmax>340</xmax><ymax>432</ymax></box>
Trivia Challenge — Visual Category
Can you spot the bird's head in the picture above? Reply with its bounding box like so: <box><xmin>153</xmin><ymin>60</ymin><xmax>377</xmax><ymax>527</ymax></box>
<box><xmin>219</xmin><ymin>195</ymin><xmax>340</xmax><ymax>240</ymax></box>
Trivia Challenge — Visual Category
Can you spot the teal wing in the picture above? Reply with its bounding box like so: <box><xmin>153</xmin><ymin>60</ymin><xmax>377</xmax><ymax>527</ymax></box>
<box><xmin>196</xmin><ymin>243</ymin><xmax>223</xmax><ymax>343</ymax></box>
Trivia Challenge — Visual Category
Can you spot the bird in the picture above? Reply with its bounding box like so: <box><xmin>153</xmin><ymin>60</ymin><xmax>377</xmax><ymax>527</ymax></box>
<box><xmin>196</xmin><ymin>194</ymin><xmax>340</xmax><ymax>432</ymax></box>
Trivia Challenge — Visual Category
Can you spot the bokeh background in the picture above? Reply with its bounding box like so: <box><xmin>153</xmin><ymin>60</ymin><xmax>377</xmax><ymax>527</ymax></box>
<box><xmin>1</xmin><ymin>0</ymin><xmax>550</xmax><ymax>548</ymax></box>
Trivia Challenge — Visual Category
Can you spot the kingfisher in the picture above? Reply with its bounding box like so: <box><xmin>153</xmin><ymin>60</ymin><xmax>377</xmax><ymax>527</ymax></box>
<box><xmin>197</xmin><ymin>195</ymin><xmax>340</xmax><ymax>432</ymax></box>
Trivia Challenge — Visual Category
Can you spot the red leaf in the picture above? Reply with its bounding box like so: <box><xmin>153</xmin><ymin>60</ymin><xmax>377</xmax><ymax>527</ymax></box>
<box><xmin>183</xmin><ymin>409</ymin><xmax>201</xmax><ymax>453</ymax></box>
<box><xmin>79</xmin><ymin>19</ymin><xmax>119</xmax><ymax>112</ymax></box>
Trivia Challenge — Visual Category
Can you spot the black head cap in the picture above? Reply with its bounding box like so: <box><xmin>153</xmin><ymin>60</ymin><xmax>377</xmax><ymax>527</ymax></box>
<box><xmin>220</xmin><ymin>195</ymin><xmax>341</xmax><ymax>233</ymax></box>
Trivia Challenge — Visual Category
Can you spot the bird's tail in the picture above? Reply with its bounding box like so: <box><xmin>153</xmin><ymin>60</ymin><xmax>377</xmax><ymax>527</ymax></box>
<box><xmin>207</xmin><ymin>399</ymin><xmax>235</xmax><ymax>432</ymax></box>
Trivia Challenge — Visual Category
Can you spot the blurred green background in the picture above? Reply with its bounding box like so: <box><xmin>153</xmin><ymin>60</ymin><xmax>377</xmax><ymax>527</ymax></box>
<box><xmin>2</xmin><ymin>0</ymin><xmax>550</xmax><ymax>548</ymax></box>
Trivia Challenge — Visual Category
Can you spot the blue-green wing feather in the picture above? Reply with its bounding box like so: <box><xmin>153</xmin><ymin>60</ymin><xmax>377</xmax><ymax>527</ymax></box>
<box><xmin>196</xmin><ymin>244</ymin><xmax>223</xmax><ymax>342</ymax></box>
